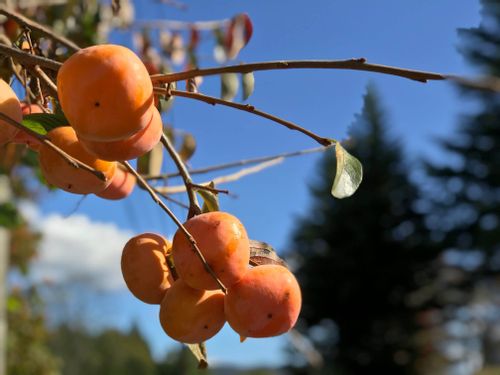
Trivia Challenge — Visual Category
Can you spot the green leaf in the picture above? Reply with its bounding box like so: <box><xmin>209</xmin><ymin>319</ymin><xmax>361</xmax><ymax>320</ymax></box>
<box><xmin>137</xmin><ymin>143</ymin><xmax>163</xmax><ymax>176</ymax></box>
<box><xmin>186</xmin><ymin>343</ymin><xmax>208</xmax><ymax>369</ymax></box>
<box><xmin>197</xmin><ymin>182</ymin><xmax>219</xmax><ymax>213</ymax></box>
<box><xmin>178</xmin><ymin>133</ymin><xmax>196</xmax><ymax>162</ymax></box>
<box><xmin>331</xmin><ymin>142</ymin><xmax>363</xmax><ymax>199</ymax></box>
<box><xmin>221</xmin><ymin>73</ymin><xmax>239</xmax><ymax>101</ymax></box>
<box><xmin>241</xmin><ymin>72</ymin><xmax>255</xmax><ymax>101</ymax></box>
<box><xmin>21</xmin><ymin>113</ymin><xmax>68</xmax><ymax>135</ymax></box>
<box><xmin>6</xmin><ymin>295</ymin><xmax>21</xmax><ymax>312</ymax></box>
<box><xmin>0</xmin><ymin>202</ymin><xmax>21</xmax><ymax>229</ymax></box>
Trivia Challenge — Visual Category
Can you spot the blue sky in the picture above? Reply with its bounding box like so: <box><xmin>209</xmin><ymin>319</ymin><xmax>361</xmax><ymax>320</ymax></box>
<box><xmin>24</xmin><ymin>0</ymin><xmax>482</xmax><ymax>368</ymax></box>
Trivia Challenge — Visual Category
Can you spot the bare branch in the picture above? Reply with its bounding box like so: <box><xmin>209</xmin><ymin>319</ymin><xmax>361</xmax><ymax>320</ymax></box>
<box><xmin>448</xmin><ymin>75</ymin><xmax>500</xmax><ymax>92</ymax></box>
<box><xmin>158</xmin><ymin>158</ymin><xmax>284</xmax><ymax>194</ymax></box>
<box><xmin>0</xmin><ymin>44</ymin><xmax>62</xmax><ymax>71</ymax></box>
<box><xmin>156</xmin><ymin>88</ymin><xmax>332</xmax><ymax>147</ymax></box>
<box><xmin>31</xmin><ymin>65</ymin><xmax>58</xmax><ymax>97</ymax></box>
<box><xmin>122</xmin><ymin>161</ymin><xmax>227</xmax><ymax>293</ymax></box>
<box><xmin>133</xmin><ymin>18</ymin><xmax>229</xmax><ymax>30</ymax></box>
<box><xmin>160</xmin><ymin>134</ymin><xmax>201</xmax><ymax>218</ymax></box>
<box><xmin>151</xmin><ymin>58</ymin><xmax>447</xmax><ymax>84</ymax></box>
<box><xmin>0</xmin><ymin>5</ymin><xmax>81</xmax><ymax>52</ymax></box>
<box><xmin>146</xmin><ymin>145</ymin><xmax>329</xmax><ymax>180</ymax></box>
<box><xmin>0</xmin><ymin>113</ymin><xmax>106</xmax><ymax>181</ymax></box>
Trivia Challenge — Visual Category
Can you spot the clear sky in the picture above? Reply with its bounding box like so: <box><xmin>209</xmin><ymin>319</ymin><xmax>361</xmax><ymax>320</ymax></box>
<box><xmin>23</xmin><ymin>0</ymin><xmax>482</xmax><ymax>368</ymax></box>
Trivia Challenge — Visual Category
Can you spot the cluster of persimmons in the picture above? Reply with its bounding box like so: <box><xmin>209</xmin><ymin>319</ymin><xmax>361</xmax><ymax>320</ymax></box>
<box><xmin>122</xmin><ymin>211</ymin><xmax>302</xmax><ymax>343</ymax></box>
<box><xmin>0</xmin><ymin>43</ymin><xmax>302</xmax><ymax>345</ymax></box>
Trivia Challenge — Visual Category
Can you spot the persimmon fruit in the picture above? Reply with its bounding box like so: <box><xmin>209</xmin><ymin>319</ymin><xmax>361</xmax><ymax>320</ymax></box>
<box><xmin>57</xmin><ymin>44</ymin><xmax>154</xmax><ymax>142</ymax></box>
<box><xmin>224</xmin><ymin>264</ymin><xmax>302</xmax><ymax>338</ymax></box>
<box><xmin>96</xmin><ymin>165</ymin><xmax>136</xmax><ymax>200</ymax></box>
<box><xmin>159</xmin><ymin>278</ymin><xmax>226</xmax><ymax>343</ymax></box>
<box><xmin>172</xmin><ymin>211</ymin><xmax>250</xmax><ymax>290</ymax></box>
<box><xmin>12</xmin><ymin>102</ymin><xmax>46</xmax><ymax>150</ymax></box>
<box><xmin>121</xmin><ymin>233</ymin><xmax>173</xmax><ymax>304</ymax></box>
<box><xmin>79</xmin><ymin>106</ymin><xmax>163</xmax><ymax>161</ymax></box>
<box><xmin>0</xmin><ymin>79</ymin><xmax>22</xmax><ymax>145</ymax></box>
<box><xmin>39</xmin><ymin>126</ymin><xmax>116</xmax><ymax>194</ymax></box>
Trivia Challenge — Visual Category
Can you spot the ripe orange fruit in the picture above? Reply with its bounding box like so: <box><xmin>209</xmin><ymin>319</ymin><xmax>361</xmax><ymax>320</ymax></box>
<box><xmin>12</xmin><ymin>102</ymin><xmax>45</xmax><ymax>150</ymax></box>
<box><xmin>224</xmin><ymin>265</ymin><xmax>302</xmax><ymax>338</ymax></box>
<box><xmin>96</xmin><ymin>165</ymin><xmax>136</xmax><ymax>200</ymax></box>
<box><xmin>121</xmin><ymin>233</ymin><xmax>173</xmax><ymax>304</ymax></box>
<box><xmin>79</xmin><ymin>106</ymin><xmax>163</xmax><ymax>161</ymax></box>
<box><xmin>159</xmin><ymin>278</ymin><xmax>226</xmax><ymax>343</ymax></box>
<box><xmin>39</xmin><ymin>126</ymin><xmax>116</xmax><ymax>194</ymax></box>
<box><xmin>57</xmin><ymin>44</ymin><xmax>154</xmax><ymax>142</ymax></box>
<box><xmin>172</xmin><ymin>211</ymin><xmax>250</xmax><ymax>290</ymax></box>
<box><xmin>0</xmin><ymin>79</ymin><xmax>22</xmax><ymax>145</ymax></box>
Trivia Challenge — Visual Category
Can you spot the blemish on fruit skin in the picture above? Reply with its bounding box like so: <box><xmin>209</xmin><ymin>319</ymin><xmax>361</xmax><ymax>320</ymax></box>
<box><xmin>267</xmin><ymin>313</ymin><xmax>273</xmax><ymax>319</ymax></box>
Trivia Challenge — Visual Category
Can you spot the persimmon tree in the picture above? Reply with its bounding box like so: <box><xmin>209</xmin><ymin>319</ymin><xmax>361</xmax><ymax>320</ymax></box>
<box><xmin>0</xmin><ymin>1</ymin><xmax>466</xmax><ymax>369</ymax></box>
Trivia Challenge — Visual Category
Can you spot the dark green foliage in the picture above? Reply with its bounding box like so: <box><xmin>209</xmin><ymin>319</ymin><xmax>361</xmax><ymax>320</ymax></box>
<box><xmin>7</xmin><ymin>287</ymin><xmax>61</xmax><ymax>375</ymax></box>
<box><xmin>290</xmin><ymin>86</ymin><xmax>436</xmax><ymax>374</ymax></box>
<box><xmin>419</xmin><ymin>1</ymin><xmax>500</xmax><ymax>370</ymax></box>
<box><xmin>48</xmin><ymin>324</ymin><xmax>158</xmax><ymax>375</ymax></box>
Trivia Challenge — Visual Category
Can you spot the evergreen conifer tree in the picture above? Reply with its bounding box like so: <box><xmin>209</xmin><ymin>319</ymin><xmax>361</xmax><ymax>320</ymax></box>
<box><xmin>291</xmin><ymin>85</ymin><xmax>435</xmax><ymax>374</ymax></box>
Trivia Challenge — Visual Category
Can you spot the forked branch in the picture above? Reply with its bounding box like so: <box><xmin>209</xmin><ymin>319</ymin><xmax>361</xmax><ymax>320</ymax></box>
<box><xmin>122</xmin><ymin>161</ymin><xmax>227</xmax><ymax>293</ymax></box>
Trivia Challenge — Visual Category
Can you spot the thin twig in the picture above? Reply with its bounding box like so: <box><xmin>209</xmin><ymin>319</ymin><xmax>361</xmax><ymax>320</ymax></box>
<box><xmin>0</xmin><ymin>113</ymin><xmax>106</xmax><ymax>181</ymax></box>
<box><xmin>133</xmin><ymin>18</ymin><xmax>229</xmax><ymax>30</ymax></box>
<box><xmin>122</xmin><ymin>161</ymin><xmax>227</xmax><ymax>293</ymax></box>
<box><xmin>153</xmin><ymin>187</ymin><xmax>190</xmax><ymax>209</ymax></box>
<box><xmin>160</xmin><ymin>134</ymin><xmax>201</xmax><ymax>218</ymax></box>
<box><xmin>146</xmin><ymin>145</ymin><xmax>329</xmax><ymax>180</ymax></box>
<box><xmin>155</xmin><ymin>0</ymin><xmax>188</xmax><ymax>11</ymax></box>
<box><xmin>189</xmin><ymin>183</ymin><xmax>229</xmax><ymax>195</ymax></box>
<box><xmin>0</xmin><ymin>43</ymin><xmax>62</xmax><ymax>71</ymax></box>
<box><xmin>150</xmin><ymin>58</ymin><xmax>448</xmax><ymax>84</ymax></box>
<box><xmin>448</xmin><ymin>75</ymin><xmax>500</xmax><ymax>92</ymax></box>
<box><xmin>23</xmin><ymin>29</ymin><xmax>45</xmax><ymax>105</ymax></box>
<box><xmin>0</xmin><ymin>5</ymin><xmax>81</xmax><ymax>52</ymax></box>
<box><xmin>158</xmin><ymin>88</ymin><xmax>332</xmax><ymax>146</ymax></box>
<box><xmin>157</xmin><ymin>158</ymin><xmax>284</xmax><ymax>194</ymax></box>
<box><xmin>32</xmin><ymin>65</ymin><xmax>57</xmax><ymax>97</ymax></box>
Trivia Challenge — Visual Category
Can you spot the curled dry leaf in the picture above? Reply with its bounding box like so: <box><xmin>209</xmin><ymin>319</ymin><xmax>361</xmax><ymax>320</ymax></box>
<box><xmin>249</xmin><ymin>239</ymin><xmax>287</xmax><ymax>267</ymax></box>
<box><xmin>225</xmin><ymin>13</ymin><xmax>253</xmax><ymax>60</ymax></box>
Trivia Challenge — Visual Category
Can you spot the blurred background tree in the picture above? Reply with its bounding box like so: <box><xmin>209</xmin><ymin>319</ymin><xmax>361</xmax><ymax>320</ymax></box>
<box><xmin>289</xmin><ymin>85</ymin><xmax>438</xmax><ymax>375</ymax></box>
<box><xmin>419</xmin><ymin>0</ymin><xmax>500</xmax><ymax>373</ymax></box>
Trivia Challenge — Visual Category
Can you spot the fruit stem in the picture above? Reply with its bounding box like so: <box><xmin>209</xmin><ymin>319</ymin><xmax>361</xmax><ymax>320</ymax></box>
<box><xmin>122</xmin><ymin>161</ymin><xmax>227</xmax><ymax>293</ymax></box>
